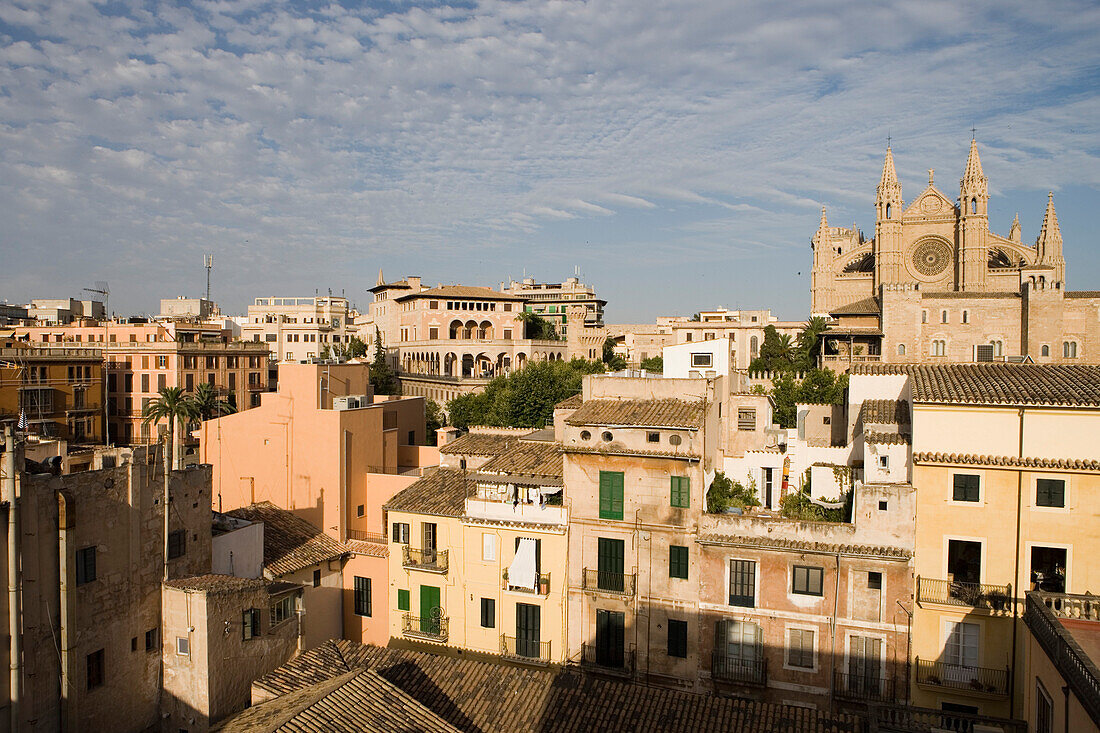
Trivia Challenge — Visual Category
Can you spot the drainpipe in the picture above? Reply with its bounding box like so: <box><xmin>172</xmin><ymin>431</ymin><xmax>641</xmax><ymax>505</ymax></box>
<box><xmin>1009</xmin><ymin>406</ymin><xmax>1025</xmax><ymax>717</ymax></box>
<box><xmin>829</xmin><ymin>551</ymin><xmax>840</xmax><ymax>700</ymax></box>
<box><xmin>3</xmin><ymin>427</ymin><xmax>21</xmax><ymax>733</ymax></box>
<box><xmin>58</xmin><ymin>490</ymin><xmax>73</xmax><ymax>732</ymax></box>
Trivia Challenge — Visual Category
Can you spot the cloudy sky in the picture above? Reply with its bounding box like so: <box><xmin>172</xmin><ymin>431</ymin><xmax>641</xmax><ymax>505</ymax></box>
<box><xmin>1</xmin><ymin>1</ymin><xmax>1098</xmax><ymax>322</ymax></box>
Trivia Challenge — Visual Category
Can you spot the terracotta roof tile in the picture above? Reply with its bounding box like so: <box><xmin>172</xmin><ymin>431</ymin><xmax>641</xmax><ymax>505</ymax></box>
<box><xmin>478</xmin><ymin>441</ymin><xmax>563</xmax><ymax>479</ymax></box>
<box><xmin>697</xmin><ymin>533</ymin><xmax>911</xmax><ymax>560</ymax></box>
<box><xmin>439</xmin><ymin>432</ymin><xmax>519</xmax><ymax>456</ymax></box>
<box><xmin>914</xmin><ymin>452</ymin><xmax>1100</xmax><ymax>472</ymax></box>
<box><xmin>563</xmin><ymin>445</ymin><xmax>701</xmax><ymax>460</ymax></box>
<box><xmin>554</xmin><ymin>393</ymin><xmax>583</xmax><ymax>409</ymax></box>
<box><xmin>226</xmin><ymin>502</ymin><xmax>347</xmax><ymax>577</ymax></box>
<box><xmin>163</xmin><ymin>574</ymin><xmax>266</xmax><ymax>593</ymax></box>
<box><xmin>828</xmin><ymin>297</ymin><xmax>880</xmax><ymax>315</ymax></box>
<box><xmin>566</xmin><ymin>398</ymin><xmax>704</xmax><ymax>429</ymax></box>
<box><xmin>383</xmin><ymin>468</ymin><xmax>469</xmax><ymax>517</ymax></box>
<box><xmin>850</xmin><ymin>364</ymin><xmax>1100</xmax><ymax>407</ymax></box>
<box><xmin>395</xmin><ymin>285</ymin><xmax>522</xmax><ymax>302</ymax></box>
<box><xmin>860</xmin><ymin>399</ymin><xmax>910</xmax><ymax>425</ymax></box>
<box><xmin>864</xmin><ymin>431</ymin><xmax>910</xmax><ymax>445</ymax></box>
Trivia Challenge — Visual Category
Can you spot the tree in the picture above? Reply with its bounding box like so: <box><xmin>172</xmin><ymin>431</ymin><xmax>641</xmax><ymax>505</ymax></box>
<box><xmin>768</xmin><ymin>368</ymin><xmax>848</xmax><ymax>428</ymax></box>
<box><xmin>750</xmin><ymin>325</ymin><xmax>797</xmax><ymax>373</ymax></box>
<box><xmin>142</xmin><ymin>386</ymin><xmax>199</xmax><ymax>580</ymax></box>
<box><xmin>517</xmin><ymin>311</ymin><xmax>561</xmax><ymax>341</ymax></box>
<box><xmin>690</xmin><ymin>313</ymin><xmax>701</xmax><ymax>322</ymax></box>
<box><xmin>369</xmin><ymin>327</ymin><xmax>399</xmax><ymax>395</ymax></box>
<box><xmin>424</xmin><ymin>398</ymin><xmax>444</xmax><ymax>445</ymax></box>
<box><xmin>640</xmin><ymin>356</ymin><xmax>663</xmax><ymax>373</ymax></box>
<box><xmin>191</xmin><ymin>382</ymin><xmax>236</xmax><ymax>422</ymax></box>
<box><xmin>319</xmin><ymin>344</ymin><xmax>332</xmax><ymax>360</ymax></box>
<box><xmin>345</xmin><ymin>335</ymin><xmax>367</xmax><ymax>359</ymax></box>
<box><xmin>794</xmin><ymin>316</ymin><xmax>829</xmax><ymax>371</ymax></box>
<box><xmin>602</xmin><ymin>337</ymin><xmax>627</xmax><ymax>371</ymax></box>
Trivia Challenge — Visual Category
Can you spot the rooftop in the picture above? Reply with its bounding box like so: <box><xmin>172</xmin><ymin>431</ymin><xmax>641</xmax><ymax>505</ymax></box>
<box><xmin>236</xmin><ymin>640</ymin><xmax>862</xmax><ymax>733</ymax></box>
<box><xmin>860</xmin><ymin>399</ymin><xmax>910</xmax><ymax>425</ymax></box>
<box><xmin>226</xmin><ymin>502</ymin><xmax>347</xmax><ymax>577</ymax></box>
<box><xmin>829</xmin><ymin>297</ymin><xmax>880</xmax><ymax>316</ymax></box>
<box><xmin>395</xmin><ymin>285</ymin><xmax>522</xmax><ymax>302</ymax></box>
<box><xmin>439</xmin><ymin>432</ymin><xmax>519</xmax><ymax>457</ymax></box>
<box><xmin>163</xmin><ymin>574</ymin><xmax>266</xmax><ymax>594</ymax></box>
<box><xmin>477</xmin><ymin>440</ymin><xmax>563</xmax><ymax>479</ymax></box>
<box><xmin>566</xmin><ymin>398</ymin><xmax>705</xmax><ymax>429</ymax></box>
<box><xmin>851</xmin><ymin>364</ymin><xmax>1100</xmax><ymax>407</ymax></box>
<box><xmin>384</xmin><ymin>468</ymin><xmax>470</xmax><ymax>517</ymax></box>
<box><xmin>554</xmin><ymin>393</ymin><xmax>583</xmax><ymax>410</ymax></box>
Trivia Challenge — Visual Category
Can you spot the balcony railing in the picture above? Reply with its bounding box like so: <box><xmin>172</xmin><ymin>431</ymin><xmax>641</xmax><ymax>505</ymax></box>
<box><xmin>914</xmin><ymin>658</ymin><xmax>1009</xmax><ymax>697</ymax></box>
<box><xmin>711</xmin><ymin>653</ymin><xmax>767</xmax><ymax>686</ymax></box>
<box><xmin>579</xmin><ymin>643</ymin><xmax>635</xmax><ymax>677</ymax></box>
<box><xmin>871</xmin><ymin>703</ymin><xmax>1027</xmax><ymax>733</ymax></box>
<box><xmin>1025</xmin><ymin>592</ymin><xmax>1100</xmax><ymax>726</ymax></box>
<box><xmin>500</xmin><ymin>635</ymin><xmax>552</xmax><ymax>665</ymax></box>
<box><xmin>346</xmin><ymin>529</ymin><xmax>387</xmax><ymax>545</ymax></box>
<box><xmin>503</xmin><ymin>570</ymin><xmax>551</xmax><ymax>595</ymax></box>
<box><xmin>581</xmin><ymin>568</ymin><xmax>636</xmax><ymax>597</ymax></box>
<box><xmin>401</xmin><ymin>612</ymin><xmax>448</xmax><ymax>642</ymax></box>
<box><xmin>916</xmin><ymin>576</ymin><xmax>1013</xmax><ymax>614</ymax></box>
<box><xmin>833</xmin><ymin>670</ymin><xmax>896</xmax><ymax>702</ymax></box>
<box><xmin>401</xmin><ymin>546</ymin><xmax>448</xmax><ymax>574</ymax></box>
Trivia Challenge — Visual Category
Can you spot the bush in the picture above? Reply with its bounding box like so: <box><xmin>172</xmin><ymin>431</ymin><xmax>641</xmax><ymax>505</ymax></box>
<box><xmin>706</xmin><ymin>471</ymin><xmax>761</xmax><ymax>513</ymax></box>
<box><xmin>779</xmin><ymin>487</ymin><xmax>851</xmax><ymax>522</ymax></box>
<box><xmin>639</xmin><ymin>356</ymin><xmax>663</xmax><ymax>373</ymax></box>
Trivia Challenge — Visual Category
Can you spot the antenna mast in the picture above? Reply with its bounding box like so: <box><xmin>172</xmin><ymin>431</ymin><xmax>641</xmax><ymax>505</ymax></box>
<box><xmin>83</xmin><ymin>281</ymin><xmax>109</xmax><ymax>319</ymax></box>
<box><xmin>204</xmin><ymin>254</ymin><xmax>214</xmax><ymax>301</ymax></box>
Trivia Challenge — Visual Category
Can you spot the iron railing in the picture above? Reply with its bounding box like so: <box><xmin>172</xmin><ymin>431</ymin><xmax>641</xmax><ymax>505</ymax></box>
<box><xmin>401</xmin><ymin>612</ymin><xmax>448</xmax><ymax>642</ymax></box>
<box><xmin>501</xmin><ymin>635</ymin><xmax>552</xmax><ymax>664</ymax></box>
<box><xmin>581</xmin><ymin>568</ymin><xmax>636</xmax><ymax>596</ymax></box>
<box><xmin>503</xmin><ymin>570</ymin><xmax>550</xmax><ymax>595</ymax></box>
<box><xmin>711</xmin><ymin>652</ymin><xmax>767</xmax><ymax>686</ymax></box>
<box><xmin>402</xmin><ymin>546</ymin><xmax>448</xmax><ymax>574</ymax></box>
<box><xmin>1025</xmin><ymin>592</ymin><xmax>1100</xmax><ymax>726</ymax></box>
<box><xmin>833</xmin><ymin>670</ymin><xmax>895</xmax><ymax>702</ymax></box>
<box><xmin>916</xmin><ymin>576</ymin><xmax>1013</xmax><ymax>614</ymax></box>
<box><xmin>346</xmin><ymin>529</ymin><xmax>387</xmax><ymax>544</ymax></box>
<box><xmin>579</xmin><ymin>643</ymin><xmax>635</xmax><ymax>677</ymax></box>
<box><xmin>914</xmin><ymin>657</ymin><xmax>1009</xmax><ymax>697</ymax></box>
<box><xmin>871</xmin><ymin>703</ymin><xmax>1027</xmax><ymax>733</ymax></box>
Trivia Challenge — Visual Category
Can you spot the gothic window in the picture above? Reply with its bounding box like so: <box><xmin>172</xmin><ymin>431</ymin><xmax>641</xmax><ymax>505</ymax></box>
<box><xmin>931</xmin><ymin>340</ymin><xmax>946</xmax><ymax>357</ymax></box>
<box><xmin>970</xmin><ymin>198</ymin><xmax>977</xmax><ymax>214</ymax></box>
<box><xmin>842</xmin><ymin>252</ymin><xmax>875</xmax><ymax>273</ymax></box>
<box><xmin>921</xmin><ymin>311</ymin><xmax>928</xmax><ymax>324</ymax></box>
<box><xmin>1064</xmin><ymin>341</ymin><xmax>1078</xmax><ymax>359</ymax></box>
<box><xmin>886</xmin><ymin>203</ymin><xmax>892</xmax><ymax>219</ymax></box>
<box><xmin>941</xmin><ymin>311</ymin><xmax>948</xmax><ymax>324</ymax></box>
<box><xmin>897</xmin><ymin>344</ymin><xmax>906</xmax><ymax>356</ymax></box>
<box><xmin>1041</xmin><ymin>345</ymin><xmax>1050</xmax><ymax>357</ymax></box>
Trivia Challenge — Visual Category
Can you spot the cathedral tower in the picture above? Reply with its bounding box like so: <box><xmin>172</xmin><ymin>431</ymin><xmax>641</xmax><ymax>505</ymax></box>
<box><xmin>1035</xmin><ymin>192</ymin><xmax>1066</xmax><ymax>283</ymax></box>
<box><xmin>958</xmin><ymin>139</ymin><xmax>989</xmax><ymax>290</ymax></box>
<box><xmin>874</xmin><ymin>147</ymin><xmax>904</xmax><ymax>287</ymax></box>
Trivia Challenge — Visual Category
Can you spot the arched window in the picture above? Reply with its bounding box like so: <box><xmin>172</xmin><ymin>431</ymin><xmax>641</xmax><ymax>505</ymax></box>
<box><xmin>750</xmin><ymin>336</ymin><xmax>759</xmax><ymax>357</ymax></box>
<box><xmin>897</xmin><ymin>344</ymin><xmax>906</xmax><ymax>356</ymax></box>
<box><xmin>962</xmin><ymin>311</ymin><xmax>969</xmax><ymax>324</ymax></box>
<box><xmin>921</xmin><ymin>311</ymin><xmax>928</xmax><ymax>324</ymax></box>
<box><xmin>970</xmin><ymin>197</ymin><xmax>978</xmax><ymax>214</ymax></box>
<box><xmin>992</xmin><ymin>340</ymin><xmax>1003</xmax><ymax>358</ymax></box>
<box><xmin>941</xmin><ymin>311</ymin><xmax>948</xmax><ymax>324</ymax></box>
<box><xmin>931</xmin><ymin>340</ymin><xmax>946</xmax><ymax>357</ymax></box>
<box><xmin>1041</xmin><ymin>345</ymin><xmax>1050</xmax><ymax>357</ymax></box>
<box><xmin>886</xmin><ymin>203</ymin><xmax>892</xmax><ymax>219</ymax></box>
<box><xmin>1064</xmin><ymin>341</ymin><xmax>1078</xmax><ymax>359</ymax></box>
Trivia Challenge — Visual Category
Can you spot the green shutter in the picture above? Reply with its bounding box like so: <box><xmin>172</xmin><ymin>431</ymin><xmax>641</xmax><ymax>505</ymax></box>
<box><xmin>670</xmin><ymin>476</ymin><xmax>690</xmax><ymax>508</ymax></box>
<box><xmin>599</xmin><ymin>471</ymin><xmax>624</xmax><ymax>520</ymax></box>
<box><xmin>669</xmin><ymin>545</ymin><xmax>688</xmax><ymax>579</ymax></box>
<box><xmin>397</xmin><ymin>589</ymin><xmax>409</xmax><ymax>611</ymax></box>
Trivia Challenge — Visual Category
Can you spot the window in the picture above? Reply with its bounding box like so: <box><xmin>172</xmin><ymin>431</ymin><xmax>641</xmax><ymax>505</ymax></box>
<box><xmin>669</xmin><ymin>434</ymin><xmax>682</xmax><ymax>446</ymax></box>
<box><xmin>962</xmin><ymin>310</ymin><xmax>969</xmax><ymax>324</ymax></box>
<box><xmin>941</xmin><ymin>311</ymin><xmax>948</xmax><ymax>324</ymax></box>
<box><xmin>647</xmin><ymin>431</ymin><xmax>660</xmax><ymax>443</ymax></box>
<box><xmin>1041</xmin><ymin>344</ymin><xmax>1050</xmax><ymax>357</ymax></box>
<box><xmin>167</xmin><ymin>530</ymin><xmax>186</xmax><ymax>559</ymax></box>
<box><xmin>1064</xmin><ymin>341</ymin><xmax>1078</xmax><ymax>358</ymax></box>
<box><xmin>788</xmin><ymin>628</ymin><xmax>815</xmax><ymax>669</ymax></box>
<box><xmin>1036</xmin><ymin>478</ymin><xmax>1065</xmax><ymax>508</ymax></box>
<box><xmin>176</xmin><ymin>636</ymin><xmax>189</xmax><ymax>656</ymax></box>
<box><xmin>397</xmin><ymin>589</ymin><xmax>409</xmax><ymax>611</ymax></box>
<box><xmin>947</xmin><ymin>539</ymin><xmax>982</xmax><ymax>585</ymax></box>
<box><xmin>737</xmin><ymin>409</ymin><xmax>756</xmax><ymax>431</ymax></box>
<box><xmin>480</xmin><ymin>598</ymin><xmax>495</xmax><ymax>628</ymax></box>
<box><xmin>921</xmin><ymin>310</ymin><xmax>928</xmax><ymax>324</ymax></box>
<box><xmin>685</xmin><ymin>333</ymin><xmax>692</xmax><ymax>342</ymax></box>
<box><xmin>313</xmin><ymin>569</ymin><xmax>322</xmax><ymax>587</ymax></box>
<box><xmin>242</xmin><ymin>609</ymin><xmax>261</xmax><ymax>640</ymax></box>
<box><xmin>598</xmin><ymin>471</ymin><xmax>624</xmax><ymax>520</ymax></box>
<box><xmin>1035</xmin><ymin>680</ymin><xmax>1053</xmax><ymax>733</ymax></box>
<box><xmin>667</xmin><ymin>619</ymin><xmax>687</xmax><ymax>658</ymax></box>
<box><xmin>729</xmin><ymin>560</ymin><xmax>755</xmax><ymax>607</ymax></box>
<box><xmin>354</xmin><ymin>577</ymin><xmax>371</xmax><ymax>616</ymax></box>
<box><xmin>579</xmin><ymin>430</ymin><xmax>591</xmax><ymax>441</ymax></box>
<box><xmin>76</xmin><ymin>546</ymin><xmax>96</xmax><ymax>585</ymax></box>
<box><xmin>948</xmin><ymin>473</ymin><xmax>979</xmax><ymax>502</ymax></box>
<box><xmin>145</xmin><ymin>627</ymin><xmax>158</xmax><ymax>651</ymax></box>
<box><xmin>792</xmin><ymin>565</ymin><xmax>824</xmax><ymax>596</ymax></box>
<box><xmin>392</xmin><ymin>522</ymin><xmax>410</xmax><ymax>544</ymax></box>
<box><xmin>271</xmin><ymin>594</ymin><xmax>294</xmax><ymax>626</ymax></box>
<box><xmin>482</xmin><ymin>533</ymin><xmax>497</xmax><ymax>562</ymax></box>
<box><xmin>717</xmin><ymin>619</ymin><xmax>761</xmax><ymax>666</ymax></box>
<box><xmin>897</xmin><ymin>344</ymin><xmax>905</xmax><ymax>356</ymax></box>
<box><xmin>670</xmin><ymin>476</ymin><xmax>690</xmax><ymax>508</ymax></box>
<box><xmin>868</xmin><ymin>571</ymin><xmax>882</xmax><ymax>589</ymax></box>
<box><xmin>669</xmin><ymin>545</ymin><xmax>689</xmax><ymax>579</ymax></box>
<box><xmin>690</xmin><ymin>352</ymin><xmax>713</xmax><ymax>368</ymax></box>
<box><xmin>429</xmin><ymin>327</ymin><xmax>438</xmax><ymax>340</ymax></box>
<box><xmin>601</xmin><ymin>431</ymin><xmax>613</xmax><ymax>442</ymax></box>
<box><xmin>356</xmin><ymin>504</ymin><xmax>364</xmax><ymax>517</ymax></box>
<box><xmin>943</xmin><ymin>621</ymin><xmax>979</xmax><ymax>668</ymax></box>
<box><xmin>877</xmin><ymin>455</ymin><xmax>889</xmax><ymax>470</ymax></box>
<box><xmin>87</xmin><ymin>649</ymin><xmax>104</xmax><ymax>690</ymax></box>
<box><xmin>1031</xmin><ymin>546</ymin><xmax>1067</xmax><ymax>593</ymax></box>
<box><xmin>932</xmin><ymin>339</ymin><xmax>946</xmax><ymax>356</ymax></box>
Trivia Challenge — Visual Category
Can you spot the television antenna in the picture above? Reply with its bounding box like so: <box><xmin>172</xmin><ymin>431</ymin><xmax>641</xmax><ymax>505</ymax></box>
<box><xmin>83</xmin><ymin>281</ymin><xmax>109</xmax><ymax>318</ymax></box>
<box><xmin>204</xmin><ymin>255</ymin><xmax>214</xmax><ymax>301</ymax></box>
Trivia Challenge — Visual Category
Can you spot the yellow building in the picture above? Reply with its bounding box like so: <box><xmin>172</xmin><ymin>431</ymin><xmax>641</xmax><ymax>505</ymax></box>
<box><xmin>860</xmin><ymin>363</ymin><xmax>1100</xmax><ymax>720</ymax></box>
<box><xmin>384</xmin><ymin>431</ymin><xmax>568</xmax><ymax>665</ymax></box>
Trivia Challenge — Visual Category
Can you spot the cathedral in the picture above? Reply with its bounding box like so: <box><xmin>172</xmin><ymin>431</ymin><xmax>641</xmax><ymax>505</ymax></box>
<box><xmin>811</xmin><ymin>141</ymin><xmax>1098</xmax><ymax>365</ymax></box>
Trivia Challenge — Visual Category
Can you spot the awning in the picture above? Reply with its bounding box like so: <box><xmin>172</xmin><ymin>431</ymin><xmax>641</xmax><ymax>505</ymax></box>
<box><xmin>508</xmin><ymin>538</ymin><xmax>538</xmax><ymax>591</ymax></box>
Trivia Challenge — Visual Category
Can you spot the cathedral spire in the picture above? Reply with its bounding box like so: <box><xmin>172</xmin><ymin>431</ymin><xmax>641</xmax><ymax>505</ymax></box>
<box><xmin>960</xmin><ymin>139</ymin><xmax>988</xmax><ymax>216</ymax></box>
<box><xmin>376</xmin><ymin>268</ymin><xmax>385</xmax><ymax>286</ymax></box>
<box><xmin>962</xmin><ymin>138</ymin><xmax>985</xmax><ymax>185</ymax></box>
<box><xmin>879</xmin><ymin>147</ymin><xmax>899</xmax><ymax>190</ymax></box>
<box><xmin>1009</xmin><ymin>213</ymin><xmax>1021</xmax><ymax>242</ymax></box>
<box><xmin>1036</xmin><ymin>192</ymin><xmax>1063</xmax><ymax>263</ymax></box>
<box><xmin>876</xmin><ymin>147</ymin><xmax>902</xmax><ymax>221</ymax></box>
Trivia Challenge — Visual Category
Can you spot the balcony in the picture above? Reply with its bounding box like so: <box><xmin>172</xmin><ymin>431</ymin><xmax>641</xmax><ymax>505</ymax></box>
<box><xmin>579</xmin><ymin>643</ymin><xmax>635</xmax><ymax>677</ymax></box>
<box><xmin>581</xmin><ymin>568</ymin><xmax>636</xmax><ymax>597</ymax></box>
<box><xmin>401</xmin><ymin>612</ymin><xmax>448</xmax><ymax>643</ymax></box>
<box><xmin>503</xmin><ymin>570</ymin><xmax>551</xmax><ymax>596</ymax></box>
<box><xmin>500</xmin><ymin>635</ymin><xmax>552</xmax><ymax>665</ymax></box>
<box><xmin>465</xmin><ymin>497</ymin><xmax>566</xmax><ymax>525</ymax></box>
<box><xmin>833</xmin><ymin>670</ymin><xmax>896</xmax><ymax>703</ymax></box>
<box><xmin>711</xmin><ymin>653</ymin><xmax>767</xmax><ymax>686</ymax></box>
<box><xmin>401</xmin><ymin>547</ymin><xmax>448</xmax><ymax>574</ymax></box>
<box><xmin>1025</xmin><ymin>593</ymin><xmax>1100</xmax><ymax>726</ymax></box>
<box><xmin>872</xmin><ymin>703</ymin><xmax>1027</xmax><ymax>733</ymax></box>
<box><xmin>916</xmin><ymin>576</ymin><xmax>1013</xmax><ymax>615</ymax></box>
<box><xmin>914</xmin><ymin>658</ymin><xmax>1009</xmax><ymax>698</ymax></box>
<box><xmin>346</xmin><ymin>529</ymin><xmax>387</xmax><ymax>545</ymax></box>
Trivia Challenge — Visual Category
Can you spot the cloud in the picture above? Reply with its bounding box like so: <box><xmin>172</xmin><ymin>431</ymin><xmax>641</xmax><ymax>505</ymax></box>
<box><xmin>0</xmin><ymin>0</ymin><xmax>1098</xmax><ymax>320</ymax></box>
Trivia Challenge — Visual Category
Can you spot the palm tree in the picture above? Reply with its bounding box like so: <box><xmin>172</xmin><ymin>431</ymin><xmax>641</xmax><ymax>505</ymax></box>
<box><xmin>192</xmin><ymin>382</ymin><xmax>236</xmax><ymax>422</ymax></box>
<box><xmin>796</xmin><ymin>316</ymin><xmax>830</xmax><ymax>370</ymax></box>
<box><xmin>142</xmin><ymin>387</ymin><xmax>198</xmax><ymax>580</ymax></box>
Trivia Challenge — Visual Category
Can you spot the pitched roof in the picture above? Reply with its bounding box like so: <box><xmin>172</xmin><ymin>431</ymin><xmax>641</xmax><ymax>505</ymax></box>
<box><xmin>394</xmin><ymin>285</ymin><xmax>521</xmax><ymax>302</ymax></box>
<box><xmin>566</xmin><ymin>398</ymin><xmax>705</xmax><ymax>429</ymax></box>
<box><xmin>554</xmin><ymin>393</ymin><xmax>583</xmax><ymax>410</ymax></box>
<box><xmin>829</xmin><ymin>297</ymin><xmax>880</xmax><ymax>316</ymax></box>
<box><xmin>697</xmin><ymin>533</ymin><xmax>911</xmax><ymax>560</ymax></box>
<box><xmin>914</xmin><ymin>452</ymin><xmax>1100</xmax><ymax>472</ymax></box>
<box><xmin>864</xmin><ymin>431</ymin><xmax>911</xmax><ymax>445</ymax></box>
<box><xmin>225</xmin><ymin>502</ymin><xmax>347</xmax><ymax>577</ymax></box>
<box><xmin>439</xmin><ymin>432</ymin><xmax>518</xmax><ymax>457</ymax></box>
<box><xmin>477</xmin><ymin>440</ymin><xmax>563</xmax><ymax>479</ymax></box>
<box><xmin>163</xmin><ymin>574</ymin><xmax>266</xmax><ymax>594</ymax></box>
<box><xmin>851</xmin><ymin>364</ymin><xmax>1100</xmax><ymax>407</ymax></box>
<box><xmin>241</xmin><ymin>640</ymin><xmax>863</xmax><ymax>733</ymax></box>
<box><xmin>383</xmin><ymin>469</ymin><xmax>469</xmax><ymax>517</ymax></box>
<box><xmin>860</xmin><ymin>399</ymin><xmax>910</xmax><ymax>425</ymax></box>
<box><xmin>367</xmin><ymin>279</ymin><xmax>413</xmax><ymax>293</ymax></box>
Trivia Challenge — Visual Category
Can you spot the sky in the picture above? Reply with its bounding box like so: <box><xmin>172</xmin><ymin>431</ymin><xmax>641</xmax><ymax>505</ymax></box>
<box><xmin>1</xmin><ymin>1</ymin><xmax>1098</xmax><ymax>323</ymax></box>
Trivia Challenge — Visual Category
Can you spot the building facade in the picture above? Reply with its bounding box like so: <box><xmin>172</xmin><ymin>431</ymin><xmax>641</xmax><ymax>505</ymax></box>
<box><xmin>500</xmin><ymin>276</ymin><xmax>606</xmax><ymax>338</ymax></box>
<box><xmin>0</xmin><ymin>338</ymin><xmax>104</xmax><ymax>443</ymax></box>
<box><xmin>241</xmin><ymin>296</ymin><xmax>358</xmax><ymax>362</ymax></box>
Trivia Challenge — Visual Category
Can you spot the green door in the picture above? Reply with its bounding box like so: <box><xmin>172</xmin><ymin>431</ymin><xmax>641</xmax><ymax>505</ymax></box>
<box><xmin>597</xmin><ymin>537</ymin><xmax>625</xmax><ymax>592</ymax></box>
<box><xmin>420</xmin><ymin>585</ymin><xmax>441</xmax><ymax>635</ymax></box>
<box><xmin>595</xmin><ymin>609</ymin><xmax>625</xmax><ymax>667</ymax></box>
<box><xmin>516</xmin><ymin>603</ymin><xmax>541</xmax><ymax>658</ymax></box>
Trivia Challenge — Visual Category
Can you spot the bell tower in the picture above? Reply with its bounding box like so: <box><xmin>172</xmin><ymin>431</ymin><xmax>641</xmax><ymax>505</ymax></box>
<box><xmin>874</xmin><ymin>147</ymin><xmax>904</xmax><ymax>287</ymax></box>
<box><xmin>959</xmin><ymin>139</ymin><xmax>989</xmax><ymax>290</ymax></box>
<box><xmin>1035</xmin><ymin>192</ymin><xmax>1066</xmax><ymax>284</ymax></box>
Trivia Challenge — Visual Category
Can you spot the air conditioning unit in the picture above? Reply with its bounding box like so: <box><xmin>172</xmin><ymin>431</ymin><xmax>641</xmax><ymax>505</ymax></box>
<box><xmin>332</xmin><ymin>396</ymin><xmax>362</xmax><ymax>410</ymax></box>
<box><xmin>974</xmin><ymin>344</ymin><xmax>994</xmax><ymax>362</ymax></box>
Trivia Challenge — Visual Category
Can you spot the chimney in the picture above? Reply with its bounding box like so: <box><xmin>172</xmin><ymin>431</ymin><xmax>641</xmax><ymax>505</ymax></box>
<box><xmin>407</xmin><ymin>276</ymin><xmax>422</xmax><ymax>292</ymax></box>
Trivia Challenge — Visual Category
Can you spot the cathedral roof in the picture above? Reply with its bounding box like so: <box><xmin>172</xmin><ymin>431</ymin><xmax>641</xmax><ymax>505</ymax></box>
<box><xmin>828</xmin><ymin>297</ymin><xmax>880</xmax><ymax>316</ymax></box>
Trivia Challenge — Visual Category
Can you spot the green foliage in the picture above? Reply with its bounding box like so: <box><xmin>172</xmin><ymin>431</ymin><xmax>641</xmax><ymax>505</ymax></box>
<box><xmin>517</xmin><ymin>312</ymin><xmax>562</xmax><ymax>341</ymax></box>
<box><xmin>690</xmin><ymin>313</ymin><xmax>701</xmax><ymax>322</ymax></box>
<box><xmin>345</xmin><ymin>336</ymin><xmax>367</xmax><ymax>359</ymax></box>
<box><xmin>445</xmin><ymin>358</ymin><xmax>604</xmax><ymax>430</ymax></box>
<box><xmin>779</xmin><ymin>486</ymin><xmax>851</xmax><ymax>522</ymax></box>
<box><xmin>602</xmin><ymin>337</ymin><xmax>627</xmax><ymax>371</ymax></box>
<box><xmin>639</xmin><ymin>356</ymin><xmax>663</xmax><ymax>373</ymax></box>
<box><xmin>769</xmin><ymin>368</ymin><xmax>847</xmax><ymax>428</ymax></box>
<box><xmin>706</xmin><ymin>471</ymin><xmax>761</xmax><ymax>513</ymax></box>
<box><xmin>749</xmin><ymin>317</ymin><xmax>831</xmax><ymax>374</ymax></box>
<box><xmin>424</xmin><ymin>399</ymin><xmax>444</xmax><ymax>445</ymax></box>
<box><xmin>141</xmin><ymin>387</ymin><xmax>199</xmax><ymax>470</ymax></box>
<box><xmin>191</xmin><ymin>382</ymin><xmax>236</xmax><ymax>421</ymax></box>
<box><xmin>369</xmin><ymin>327</ymin><xmax>399</xmax><ymax>395</ymax></box>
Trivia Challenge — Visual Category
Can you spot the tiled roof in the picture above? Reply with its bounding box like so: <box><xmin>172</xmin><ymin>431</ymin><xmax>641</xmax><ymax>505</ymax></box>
<box><xmin>395</xmin><ymin>285</ymin><xmax>522</xmax><ymax>302</ymax></box>
<box><xmin>563</xmin><ymin>445</ymin><xmax>701</xmax><ymax>461</ymax></box>
<box><xmin>697</xmin><ymin>534</ymin><xmax>911</xmax><ymax>560</ymax></box>
<box><xmin>478</xmin><ymin>441</ymin><xmax>563</xmax><ymax>479</ymax></box>
<box><xmin>439</xmin><ymin>432</ymin><xmax>518</xmax><ymax>457</ymax></box>
<box><xmin>519</xmin><ymin>427</ymin><xmax>555</xmax><ymax>442</ymax></box>
<box><xmin>829</xmin><ymin>297</ymin><xmax>880</xmax><ymax>315</ymax></box>
<box><xmin>367</xmin><ymin>279</ymin><xmax>413</xmax><ymax>293</ymax></box>
<box><xmin>822</xmin><ymin>326</ymin><xmax>883</xmax><ymax>337</ymax></box>
<box><xmin>922</xmin><ymin>291</ymin><xmax>1021</xmax><ymax>299</ymax></box>
<box><xmin>163</xmin><ymin>574</ymin><xmax>266</xmax><ymax>594</ymax></box>
<box><xmin>214</xmin><ymin>669</ymin><xmax>461</xmax><ymax>733</ymax></box>
<box><xmin>226</xmin><ymin>502</ymin><xmax>347</xmax><ymax>577</ymax></box>
<box><xmin>346</xmin><ymin>539</ymin><xmax>388</xmax><ymax>558</ymax></box>
<box><xmin>850</xmin><ymin>364</ymin><xmax>1100</xmax><ymax>407</ymax></box>
<box><xmin>860</xmin><ymin>399</ymin><xmax>910</xmax><ymax>425</ymax></box>
<box><xmin>245</xmin><ymin>640</ymin><xmax>863</xmax><ymax>733</ymax></box>
<box><xmin>566</xmin><ymin>398</ymin><xmax>704</xmax><ymax>429</ymax></box>
<box><xmin>864</xmin><ymin>431</ymin><xmax>910</xmax><ymax>445</ymax></box>
<box><xmin>555</xmin><ymin>393</ymin><xmax>583</xmax><ymax>409</ymax></box>
<box><xmin>383</xmin><ymin>469</ymin><xmax>469</xmax><ymax>517</ymax></box>
<box><xmin>914</xmin><ymin>452</ymin><xmax>1100</xmax><ymax>472</ymax></box>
